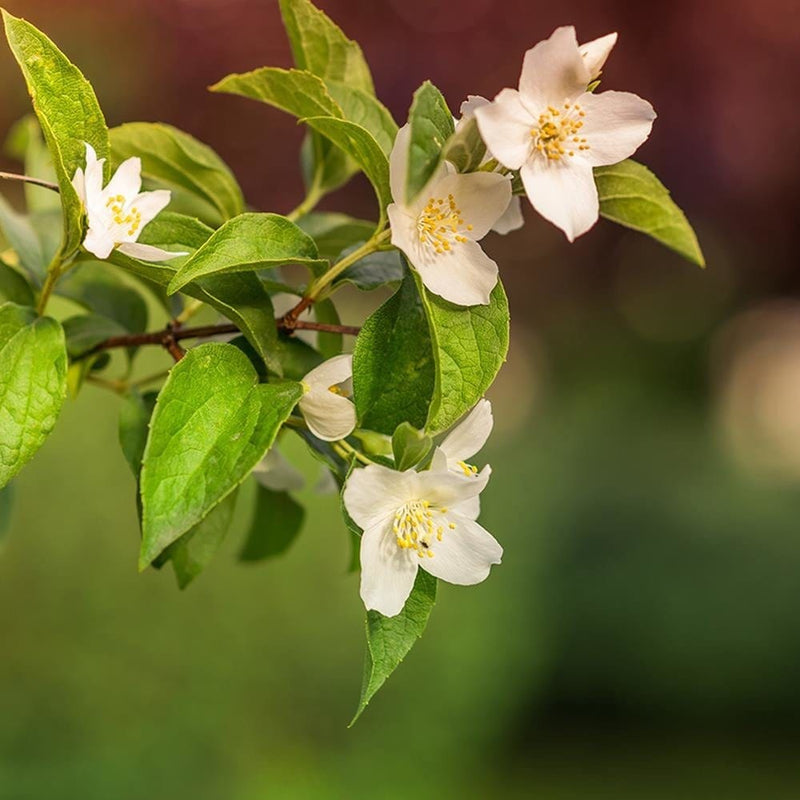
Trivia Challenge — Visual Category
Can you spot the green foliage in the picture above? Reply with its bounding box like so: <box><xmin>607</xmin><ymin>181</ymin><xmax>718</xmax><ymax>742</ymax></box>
<box><xmin>595</xmin><ymin>159</ymin><xmax>705</xmax><ymax>267</ymax></box>
<box><xmin>352</xmin><ymin>570</ymin><xmax>437</xmax><ymax>724</ymax></box>
<box><xmin>139</xmin><ymin>343</ymin><xmax>303</xmax><ymax>568</ymax></box>
<box><xmin>118</xmin><ymin>390</ymin><xmax>158</xmax><ymax>476</ymax></box>
<box><xmin>109</xmin><ymin>123</ymin><xmax>244</xmax><ymax>227</ymax></box>
<box><xmin>353</xmin><ymin>274</ymin><xmax>435</xmax><ymax>435</ymax></box>
<box><xmin>0</xmin><ymin>260</ymin><xmax>35</xmax><ymax>306</ymax></box>
<box><xmin>415</xmin><ymin>275</ymin><xmax>510</xmax><ymax>432</ymax></box>
<box><xmin>335</xmin><ymin>248</ymin><xmax>404</xmax><ymax>291</ymax></box>
<box><xmin>2</xmin><ymin>10</ymin><xmax>108</xmax><ymax>258</ymax></box>
<box><xmin>239</xmin><ymin>484</ymin><xmax>305</xmax><ymax>561</ymax></box>
<box><xmin>0</xmin><ymin>302</ymin><xmax>67</xmax><ymax>489</ymax></box>
<box><xmin>62</xmin><ymin>312</ymin><xmax>127</xmax><ymax>359</ymax></box>
<box><xmin>405</xmin><ymin>81</ymin><xmax>455</xmax><ymax>203</ymax></box>
<box><xmin>443</xmin><ymin>115</ymin><xmax>487</xmax><ymax>173</ymax></box>
<box><xmin>323</xmin><ymin>82</ymin><xmax>397</xmax><ymax>156</ymax></box>
<box><xmin>167</xmin><ymin>212</ymin><xmax>325</xmax><ymax>294</ymax></box>
<box><xmin>392</xmin><ymin>422</ymin><xmax>433</xmax><ymax>471</ymax></box>
<box><xmin>5</xmin><ymin>115</ymin><xmax>60</xmax><ymax>214</ymax></box>
<box><xmin>0</xmin><ymin>193</ymin><xmax>47</xmax><ymax>283</ymax></box>
<box><xmin>296</xmin><ymin>212</ymin><xmax>375</xmax><ymax>261</ymax></box>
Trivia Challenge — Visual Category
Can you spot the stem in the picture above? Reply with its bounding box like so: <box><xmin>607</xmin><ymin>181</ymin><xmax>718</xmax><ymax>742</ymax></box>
<box><xmin>308</xmin><ymin>230</ymin><xmax>391</xmax><ymax>301</ymax></box>
<box><xmin>286</xmin><ymin>179</ymin><xmax>324</xmax><ymax>223</ymax></box>
<box><xmin>337</xmin><ymin>439</ymin><xmax>372</xmax><ymax>466</ymax></box>
<box><xmin>36</xmin><ymin>253</ymin><xmax>66</xmax><ymax>316</ymax></box>
<box><xmin>0</xmin><ymin>171</ymin><xmax>60</xmax><ymax>192</ymax></box>
<box><xmin>173</xmin><ymin>298</ymin><xmax>205</xmax><ymax>326</ymax></box>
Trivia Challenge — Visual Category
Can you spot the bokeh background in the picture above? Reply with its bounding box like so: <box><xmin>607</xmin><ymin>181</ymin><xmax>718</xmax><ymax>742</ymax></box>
<box><xmin>2</xmin><ymin>0</ymin><xmax>800</xmax><ymax>797</ymax></box>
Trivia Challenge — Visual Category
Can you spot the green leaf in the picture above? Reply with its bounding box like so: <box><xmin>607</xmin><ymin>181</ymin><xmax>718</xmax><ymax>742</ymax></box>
<box><xmin>278</xmin><ymin>0</ymin><xmax>374</xmax><ymax>94</ymax></box>
<box><xmin>211</xmin><ymin>67</ymin><xmax>341</xmax><ymax>120</ymax></box>
<box><xmin>405</xmin><ymin>81</ymin><xmax>454</xmax><ymax>204</ymax></box>
<box><xmin>57</xmin><ymin>262</ymin><xmax>148</xmax><ymax>334</ymax></box>
<box><xmin>303</xmin><ymin>117</ymin><xmax>391</xmax><ymax>228</ymax></box>
<box><xmin>164</xmin><ymin>490</ymin><xmax>239</xmax><ymax>589</ymax></box>
<box><xmin>0</xmin><ymin>302</ymin><xmax>67</xmax><ymax>489</ymax></box>
<box><xmin>324</xmin><ymin>81</ymin><xmax>397</xmax><ymax>156</ymax></box>
<box><xmin>0</xmin><ymin>194</ymin><xmax>46</xmax><ymax>283</ymax></box>
<box><xmin>62</xmin><ymin>313</ymin><xmax>128</xmax><ymax>359</ymax></box>
<box><xmin>313</xmin><ymin>297</ymin><xmax>342</xmax><ymax>360</ymax></box>
<box><xmin>0</xmin><ymin>260</ymin><xmax>35</xmax><ymax>306</ymax></box>
<box><xmin>352</xmin><ymin>273</ymin><xmax>435</xmax><ymax>434</ymax></box>
<box><xmin>352</xmin><ymin>569</ymin><xmax>437</xmax><ymax>724</ymax></box>
<box><xmin>595</xmin><ymin>159</ymin><xmax>705</xmax><ymax>267</ymax></box>
<box><xmin>5</xmin><ymin>114</ymin><xmax>60</xmax><ymax>214</ymax></box>
<box><xmin>2</xmin><ymin>10</ymin><xmax>108</xmax><ymax>257</ymax></box>
<box><xmin>336</xmin><ymin>247</ymin><xmax>404</xmax><ymax>291</ymax></box>
<box><xmin>391</xmin><ymin>422</ymin><xmax>433</xmax><ymax>471</ymax></box>
<box><xmin>296</xmin><ymin>212</ymin><xmax>374</xmax><ymax>261</ymax></box>
<box><xmin>271</xmin><ymin>336</ymin><xmax>324</xmax><ymax>381</ymax></box>
<box><xmin>139</xmin><ymin>343</ymin><xmax>303</xmax><ymax>567</ymax></box>
<box><xmin>0</xmin><ymin>483</ymin><xmax>12</xmax><ymax>547</ymax></box>
<box><xmin>414</xmin><ymin>274</ymin><xmax>509</xmax><ymax>433</ymax></box>
<box><xmin>442</xmin><ymin>115</ymin><xmax>486</xmax><ymax>174</ymax></box>
<box><xmin>118</xmin><ymin>389</ymin><xmax>158</xmax><ymax>476</ymax></box>
<box><xmin>167</xmin><ymin>212</ymin><xmax>325</xmax><ymax>294</ymax></box>
<box><xmin>239</xmin><ymin>484</ymin><xmax>305</xmax><ymax>561</ymax></box>
<box><xmin>109</xmin><ymin>122</ymin><xmax>244</xmax><ymax>227</ymax></box>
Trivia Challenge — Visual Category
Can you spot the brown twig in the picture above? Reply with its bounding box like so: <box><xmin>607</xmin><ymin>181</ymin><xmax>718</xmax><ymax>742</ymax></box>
<box><xmin>77</xmin><ymin>318</ymin><xmax>360</xmax><ymax>361</ymax></box>
<box><xmin>0</xmin><ymin>170</ymin><xmax>60</xmax><ymax>192</ymax></box>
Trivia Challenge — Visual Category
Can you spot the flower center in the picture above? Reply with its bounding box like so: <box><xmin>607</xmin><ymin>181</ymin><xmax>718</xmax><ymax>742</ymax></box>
<box><xmin>393</xmin><ymin>499</ymin><xmax>456</xmax><ymax>558</ymax></box>
<box><xmin>106</xmin><ymin>194</ymin><xmax>143</xmax><ymax>237</ymax></box>
<box><xmin>531</xmin><ymin>102</ymin><xmax>589</xmax><ymax>162</ymax></box>
<box><xmin>456</xmin><ymin>460</ymin><xmax>479</xmax><ymax>478</ymax></box>
<box><xmin>416</xmin><ymin>194</ymin><xmax>474</xmax><ymax>255</ymax></box>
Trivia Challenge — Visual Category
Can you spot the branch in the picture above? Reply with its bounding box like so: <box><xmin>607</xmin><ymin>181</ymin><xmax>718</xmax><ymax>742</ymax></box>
<box><xmin>0</xmin><ymin>171</ymin><xmax>60</xmax><ymax>192</ymax></box>
<box><xmin>77</xmin><ymin>318</ymin><xmax>360</xmax><ymax>361</ymax></box>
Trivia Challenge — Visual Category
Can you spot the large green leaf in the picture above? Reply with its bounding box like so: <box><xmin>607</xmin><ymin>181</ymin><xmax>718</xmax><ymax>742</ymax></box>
<box><xmin>405</xmin><ymin>81</ymin><xmax>454</xmax><ymax>204</ymax></box>
<box><xmin>2</xmin><ymin>11</ymin><xmax>108</xmax><ymax>257</ymax></box>
<box><xmin>139</xmin><ymin>343</ymin><xmax>303</xmax><ymax>567</ymax></box>
<box><xmin>278</xmin><ymin>0</ymin><xmax>374</xmax><ymax>94</ymax></box>
<box><xmin>0</xmin><ymin>302</ymin><xmax>67</xmax><ymax>489</ymax></box>
<box><xmin>167</xmin><ymin>213</ymin><xmax>325</xmax><ymax>294</ymax></box>
<box><xmin>303</xmin><ymin>117</ymin><xmax>391</xmax><ymax>228</ymax></box>
<box><xmin>239</xmin><ymin>484</ymin><xmax>305</xmax><ymax>561</ymax></box>
<box><xmin>0</xmin><ymin>261</ymin><xmax>35</xmax><ymax>306</ymax></box>
<box><xmin>595</xmin><ymin>159</ymin><xmax>705</xmax><ymax>267</ymax></box>
<box><xmin>352</xmin><ymin>569</ymin><xmax>437</xmax><ymax>724</ymax></box>
<box><xmin>352</xmin><ymin>273</ymin><xmax>435</xmax><ymax>434</ymax></box>
<box><xmin>324</xmin><ymin>81</ymin><xmax>397</xmax><ymax>156</ymax></box>
<box><xmin>109</xmin><ymin>123</ymin><xmax>244</xmax><ymax>227</ymax></box>
<box><xmin>414</xmin><ymin>274</ymin><xmax>509</xmax><ymax>433</ymax></box>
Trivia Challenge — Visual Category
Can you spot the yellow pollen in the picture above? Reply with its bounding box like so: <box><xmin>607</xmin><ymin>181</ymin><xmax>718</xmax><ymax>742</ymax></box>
<box><xmin>105</xmin><ymin>194</ymin><xmax>142</xmax><ymax>236</ymax></box>
<box><xmin>394</xmin><ymin>499</ymin><xmax>456</xmax><ymax>556</ymax></box>
<box><xmin>457</xmin><ymin>460</ymin><xmax>480</xmax><ymax>478</ymax></box>
<box><xmin>416</xmin><ymin>194</ymin><xmax>471</xmax><ymax>255</ymax></box>
<box><xmin>531</xmin><ymin>101</ymin><xmax>589</xmax><ymax>162</ymax></box>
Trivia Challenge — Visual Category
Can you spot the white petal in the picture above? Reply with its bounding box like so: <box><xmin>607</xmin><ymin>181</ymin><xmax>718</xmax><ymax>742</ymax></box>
<box><xmin>72</xmin><ymin>166</ymin><xmax>86</xmax><ymax>205</ymax></box>
<box><xmin>432</xmin><ymin>171</ymin><xmax>512</xmax><ymax>241</ymax></box>
<box><xmin>299</xmin><ymin>391</ymin><xmax>356</xmax><ymax>441</ymax></box>
<box><xmin>360</xmin><ymin>520</ymin><xmax>419</xmax><ymax>617</ymax></box>
<box><xmin>117</xmin><ymin>242</ymin><xmax>187</xmax><ymax>261</ymax></box>
<box><xmin>422</xmin><ymin>512</ymin><xmax>502</xmax><ymax>585</ymax></box>
<box><xmin>520</xmin><ymin>158</ymin><xmax>599</xmax><ymax>242</ymax></box>
<box><xmin>82</xmin><ymin>143</ymin><xmax>105</xmax><ymax>206</ymax></box>
<box><xmin>343</xmin><ymin>464</ymin><xmax>416</xmax><ymax>531</ymax></box>
<box><xmin>413</xmin><ymin>238</ymin><xmax>498</xmax><ymax>306</ymax></box>
<box><xmin>412</xmin><ymin>466</ymin><xmax>489</xmax><ymax>511</ymax></box>
<box><xmin>83</xmin><ymin>225</ymin><xmax>116</xmax><ymax>260</ymax></box>
<box><xmin>387</xmin><ymin>202</ymin><xmax>417</xmax><ymax>258</ymax></box>
<box><xmin>303</xmin><ymin>353</ymin><xmax>353</xmax><ymax>390</ymax></box>
<box><xmin>580</xmin><ymin>32</ymin><xmax>618</xmax><ymax>80</ymax></box>
<box><xmin>458</xmin><ymin>94</ymin><xmax>489</xmax><ymax>120</ymax></box>
<box><xmin>474</xmin><ymin>88</ymin><xmax>533</xmax><ymax>170</ymax></box>
<box><xmin>129</xmin><ymin>189</ymin><xmax>172</xmax><ymax>227</ymax></box>
<box><xmin>440</xmin><ymin>399</ymin><xmax>494</xmax><ymax>462</ymax></box>
<box><xmin>576</xmin><ymin>90</ymin><xmax>656</xmax><ymax>167</ymax></box>
<box><xmin>450</xmin><ymin>493</ymin><xmax>481</xmax><ymax>521</ymax></box>
<box><xmin>252</xmin><ymin>447</ymin><xmax>305</xmax><ymax>492</ymax></box>
<box><xmin>519</xmin><ymin>26</ymin><xmax>590</xmax><ymax>110</ymax></box>
<box><xmin>492</xmin><ymin>195</ymin><xmax>524</xmax><ymax>235</ymax></box>
<box><xmin>103</xmin><ymin>156</ymin><xmax>142</xmax><ymax>202</ymax></box>
<box><xmin>389</xmin><ymin>123</ymin><xmax>411</xmax><ymax>204</ymax></box>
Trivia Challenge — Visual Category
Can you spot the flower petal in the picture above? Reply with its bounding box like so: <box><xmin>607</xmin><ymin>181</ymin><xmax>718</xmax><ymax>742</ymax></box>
<box><xmin>576</xmin><ymin>90</ymin><xmax>656</xmax><ymax>167</ymax></box>
<box><xmin>458</xmin><ymin>94</ymin><xmax>489</xmax><ymax>120</ymax></box>
<box><xmin>519</xmin><ymin>26</ymin><xmax>590</xmax><ymax>110</ymax></box>
<box><xmin>103</xmin><ymin>156</ymin><xmax>142</xmax><ymax>202</ymax></box>
<box><xmin>440</xmin><ymin>399</ymin><xmax>494</xmax><ymax>462</ymax></box>
<box><xmin>117</xmin><ymin>242</ymin><xmax>187</xmax><ymax>262</ymax></box>
<box><xmin>520</xmin><ymin>158</ymin><xmax>599</xmax><ymax>242</ymax></box>
<box><xmin>360</xmin><ymin>520</ymin><xmax>419</xmax><ymax>617</ymax></box>
<box><xmin>344</xmin><ymin>464</ymin><xmax>416</xmax><ymax>531</ymax></box>
<box><xmin>299</xmin><ymin>391</ymin><xmax>356</xmax><ymax>441</ymax></box>
<box><xmin>303</xmin><ymin>353</ymin><xmax>353</xmax><ymax>391</ymax></box>
<box><xmin>83</xmin><ymin>225</ymin><xmax>116</xmax><ymax>260</ymax></box>
<box><xmin>492</xmin><ymin>195</ymin><xmax>524</xmax><ymax>235</ymax></box>
<box><xmin>414</xmin><ymin>238</ymin><xmax>498</xmax><ymax>306</ymax></box>
<box><xmin>130</xmin><ymin>189</ymin><xmax>172</xmax><ymax>227</ymax></box>
<box><xmin>389</xmin><ymin>123</ymin><xmax>411</xmax><ymax>204</ymax></box>
<box><xmin>72</xmin><ymin>166</ymin><xmax>86</xmax><ymax>205</ymax></box>
<box><xmin>580</xmin><ymin>32</ymin><xmax>618</xmax><ymax>80</ymax></box>
<box><xmin>413</xmin><ymin>465</ymin><xmax>489</xmax><ymax>511</ymax></box>
<box><xmin>252</xmin><ymin>447</ymin><xmax>305</xmax><ymax>492</ymax></box>
<box><xmin>432</xmin><ymin>171</ymin><xmax>512</xmax><ymax>241</ymax></box>
<box><xmin>82</xmin><ymin>143</ymin><xmax>105</xmax><ymax>205</ymax></box>
<box><xmin>474</xmin><ymin>88</ymin><xmax>532</xmax><ymax>171</ymax></box>
<box><xmin>422</xmin><ymin>512</ymin><xmax>502</xmax><ymax>585</ymax></box>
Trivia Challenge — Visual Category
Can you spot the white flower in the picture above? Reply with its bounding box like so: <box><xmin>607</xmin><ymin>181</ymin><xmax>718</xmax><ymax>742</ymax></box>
<box><xmin>72</xmin><ymin>143</ymin><xmax>185</xmax><ymax>262</ymax></box>
<box><xmin>299</xmin><ymin>354</ymin><xmax>356</xmax><ymax>442</ymax></box>
<box><xmin>387</xmin><ymin>124</ymin><xmax>512</xmax><ymax>306</ymax></box>
<box><xmin>457</xmin><ymin>97</ymin><xmax>524</xmax><ymax>236</ymax></box>
<box><xmin>580</xmin><ymin>32</ymin><xmax>617</xmax><ymax>80</ymax></box>
<box><xmin>474</xmin><ymin>26</ymin><xmax>655</xmax><ymax>242</ymax></box>
<box><xmin>435</xmin><ymin>398</ymin><xmax>493</xmax><ymax>478</ymax></box>
<box><xmin>343</xmin><ymin>461</ymin><xmax>502</xmax><ymax>617</ymax></box>
<box><xmin>252</xmin><ymin>446</ymin><xmax>305</xmax><ymax>492</ymax></box>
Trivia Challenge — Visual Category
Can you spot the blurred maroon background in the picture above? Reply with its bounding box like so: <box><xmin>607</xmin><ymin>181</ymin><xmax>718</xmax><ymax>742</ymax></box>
<box><xmin>2</xmin><ymin>0</ymin><xmax>798</xmax><ymax>328</ymax></box>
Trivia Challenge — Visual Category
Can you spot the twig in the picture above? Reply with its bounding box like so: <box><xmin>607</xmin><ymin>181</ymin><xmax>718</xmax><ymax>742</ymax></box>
<box><xmin>0</xmin><ymin>170</ymin><xmax>60</xmax><ymax>192</ymax></box>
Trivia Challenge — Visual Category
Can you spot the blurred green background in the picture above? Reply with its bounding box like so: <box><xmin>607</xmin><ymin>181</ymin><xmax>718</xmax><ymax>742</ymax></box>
<box><xmin>2</xmin><ymin>0</ymin><xmax>800</xmax><ymax>798</ymax></box>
